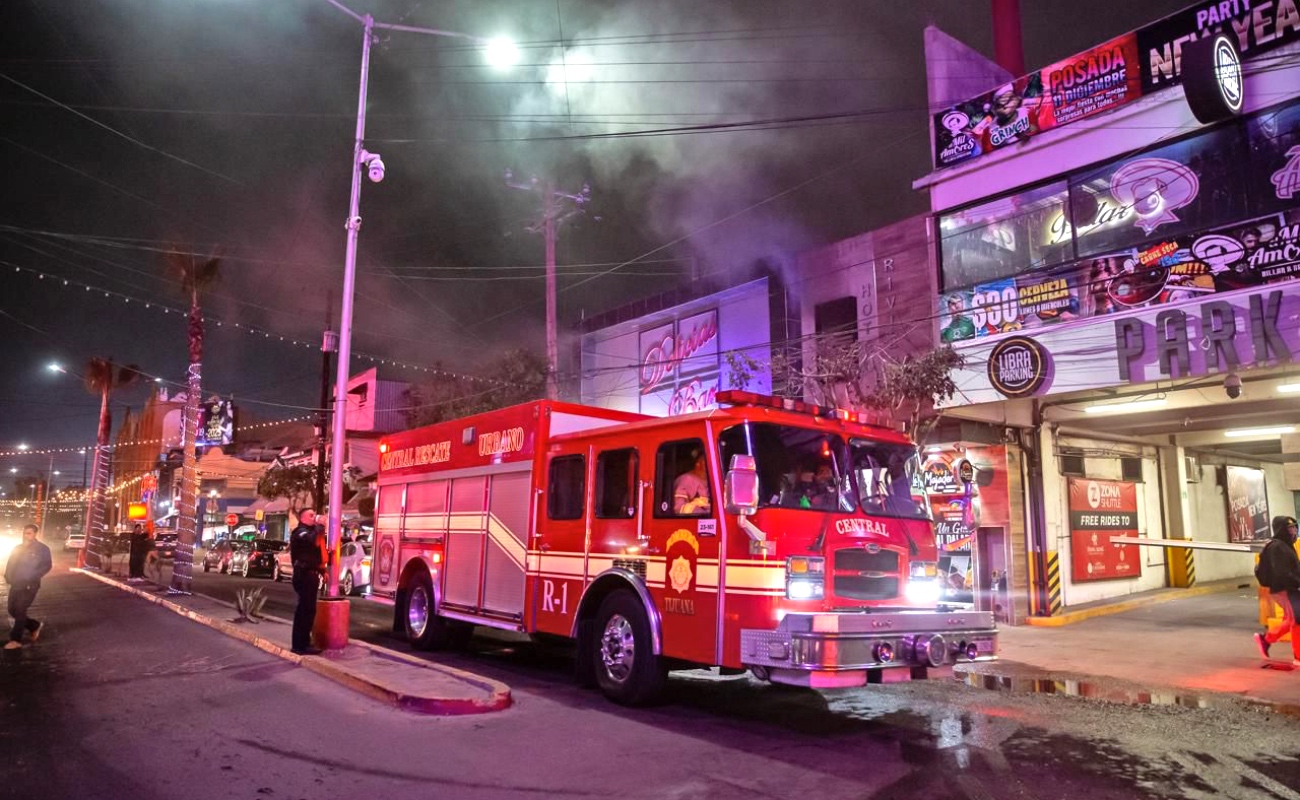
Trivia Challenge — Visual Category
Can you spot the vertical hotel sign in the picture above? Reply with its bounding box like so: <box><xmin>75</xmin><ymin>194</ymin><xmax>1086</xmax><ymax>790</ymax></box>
<box><xmin>638</xmin><ymin>309</ymin><xmax>720</xmax><ymax>416</ymax></box>
<box><xmin>1068</xmin><ymin>478</ymin><xmax>1142</xmax><ymax>582</ymax></box>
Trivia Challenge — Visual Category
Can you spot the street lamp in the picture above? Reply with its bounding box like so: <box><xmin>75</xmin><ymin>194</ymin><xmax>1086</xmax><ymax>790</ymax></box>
<box><xmin>322</xmin><ymin>1</ymin><xmax>515</xmax><ymax>603</ymax></box>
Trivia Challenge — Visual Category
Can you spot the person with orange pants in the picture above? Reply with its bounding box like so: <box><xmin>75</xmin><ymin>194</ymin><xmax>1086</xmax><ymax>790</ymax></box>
<box><xmin>1254</xmin><ymin>516</ymin><xmax>1300</xmax><ymax>666</ymax></box>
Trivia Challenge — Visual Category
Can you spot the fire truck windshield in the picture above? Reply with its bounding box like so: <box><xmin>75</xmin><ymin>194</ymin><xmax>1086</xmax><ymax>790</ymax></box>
<box><xmin>849</xmin><ymin>438</ymin><xmax>931</xmax><ymax>521</ymax></box>
<box><xmin>718</xmin><ymin>423</ymin><xmax>855</xmax><ymax>512</ymax></box>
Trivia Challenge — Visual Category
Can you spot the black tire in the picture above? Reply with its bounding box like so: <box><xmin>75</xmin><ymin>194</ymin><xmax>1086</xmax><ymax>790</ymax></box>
<box><xmin>340</xmin><ymin>570</ymin><xmax>354</xmax><ymax>597</ymax></box>
<box><xmin>203</xmin><ymin>561</ymin><xmax>211</xmax><ymax>573</ymax></box>
<box><xmin>271</xmin><ymin>562</ymin><xmax>282</xmax><ymax>582</ymax></box>
<box><xmin>591</xmin><ymin>590</ymin><xmax>667</xmax><ymax>706</ymax></box>
<box><xmin>402</xmin><ymin>571</ymin><xmax>472</xmax><ymax>651</ymax></box>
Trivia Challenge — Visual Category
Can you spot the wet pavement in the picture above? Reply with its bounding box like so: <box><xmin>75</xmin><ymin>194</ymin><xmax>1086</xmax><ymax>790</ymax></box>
<box><xmin>5</xmin><ymin>548</ymin><xmax>1300</xmax><ymax>798</ymax></box>
<box><xmin>955</xmin><ymin>582</ymin><xmax>1300</xmax><ymax>715</ymax></box>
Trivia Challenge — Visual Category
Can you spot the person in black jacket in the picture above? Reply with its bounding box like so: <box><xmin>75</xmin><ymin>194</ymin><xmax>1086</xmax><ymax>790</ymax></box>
<box><xmin>5</xmin><ymin>524</ymin><xmax>52</xmax><ymax>650</ymax></box>
<box><xmin>127</xmin><ymin>523</ymin><xmax>149</xmax><ymax>581</ymax></box>
<box><xmin>288</xmin><ymin>509</ymin><xmax>326</xmax><ymax>655</ymax></box>
<box><xmin>1254</xmin><ymin>515</ymin><xmax>1300</xmax><ymax>665</ymax></box>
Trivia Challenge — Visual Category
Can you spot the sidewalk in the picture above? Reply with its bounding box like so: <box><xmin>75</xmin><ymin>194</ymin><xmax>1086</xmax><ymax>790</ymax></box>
<box><xmin>74</xmin><ymin>568</ymin><xmax>511</xmax><ymax>715</ymax></box>
<box><xmin>954</xmin><ymin>582</ymin><xmax>1300</xmax><ymax>717</ymax></box>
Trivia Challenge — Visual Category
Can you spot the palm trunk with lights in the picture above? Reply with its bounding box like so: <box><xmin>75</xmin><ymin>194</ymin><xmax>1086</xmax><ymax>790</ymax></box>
<box><xmin>170</xmin><ymin>291</ymin><xmax>203</xmax><ymax>594</ymax></box>
<box><xmin>82</xmin><ymin>386</ymin><xmax>112</xmax><ymax>569</ymax></box>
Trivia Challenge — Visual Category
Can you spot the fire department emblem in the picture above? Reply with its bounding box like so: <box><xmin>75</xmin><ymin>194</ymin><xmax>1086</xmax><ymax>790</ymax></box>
<box><xmin>1273</xmin><ymin>146</ymin><xmax>1300</xmax><ymax>200</ymax></box>
<box><xmin>377</xmin><ymin>540</ymin><xmax>395</xmax><ymax>586</ymax></box>
<box><xmin>664</xmin><ymin>529</ymin><xmax>699</xmax><ymax>615</ymax></box>
<box><xmin>669</xmin><ymin>556</ymin><xmax>693</xmax><ymax>594</ymax></box>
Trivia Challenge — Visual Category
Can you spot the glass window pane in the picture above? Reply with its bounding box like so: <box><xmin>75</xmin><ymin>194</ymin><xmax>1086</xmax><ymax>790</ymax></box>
<box><xmin>940</xmin><ymin>181</ymin><xmax>1071</xmax><ymax>289</ymax></box>
<box><xmin>547</xmin><ymin>456</ymin><xmax>585</xmax><ymax>521</ymax></box>
<box><xmin>1072</xmin><ymin>125</ymin><xmax>1248</xmax><ymax>258</ymax></box>
<box><xmin>595</xmin><ymin>448</ymin><xmax>638</xmax><ymax>519</ymax></box>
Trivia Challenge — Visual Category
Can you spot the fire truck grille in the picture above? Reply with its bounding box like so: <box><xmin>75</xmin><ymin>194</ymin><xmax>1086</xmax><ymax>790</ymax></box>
<box><xmin>832</xmin><ymin>547</ymin><xmax>900</xmax><ymax>601</ymax></box>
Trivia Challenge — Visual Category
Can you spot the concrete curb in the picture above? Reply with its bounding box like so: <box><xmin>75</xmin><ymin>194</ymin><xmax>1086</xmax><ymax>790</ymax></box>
<box><xmin>952</xmin><ymin>662</ymin><xmax>1300</xmax><ymax>719</ymax></box>
<box><xmin>1025</xmin><ymin>581</ymin><xmax>1239</xmax><ymax>627</ymax></box>
<box><xmin>73</xmin><ymin>568</ymin><xmax>512</xmax><ymax>715</ymax></box>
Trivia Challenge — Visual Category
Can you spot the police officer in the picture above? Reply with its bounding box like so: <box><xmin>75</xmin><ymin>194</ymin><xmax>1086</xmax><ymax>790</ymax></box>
<box><xmin>288</xmin><ymin>509</ymin><xmax>326</xmax><ymax>655</ymax></box>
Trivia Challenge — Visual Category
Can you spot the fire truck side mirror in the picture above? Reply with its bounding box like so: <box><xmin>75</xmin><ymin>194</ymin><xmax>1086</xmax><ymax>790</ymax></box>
<box><xmin>724</xmin><ymin>454</ymin><xmax>759</xmax><ymax>516</ymax></box>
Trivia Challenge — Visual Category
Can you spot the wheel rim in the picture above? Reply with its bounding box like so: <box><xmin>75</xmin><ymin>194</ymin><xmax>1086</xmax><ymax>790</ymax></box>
<box><xmin>408</xmin><ymin>585</ymin><xmax>430</xmax><ymax>638</ymax></box>
<box><xmin>599</xmin><ymin>613</ymin><xmax>636</xmax><ymax>684</ymax></box>
<box><xmin>342</xmin><ymin>573</ymin><xmax>353</xmax><ymax>595</ymax></box>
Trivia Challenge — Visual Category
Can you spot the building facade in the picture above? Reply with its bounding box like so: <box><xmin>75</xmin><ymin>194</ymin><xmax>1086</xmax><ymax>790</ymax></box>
<box><xmin>919</xmin><ymin>3</ymin><xmax>1300</xmax><ymax>618</ymax></box>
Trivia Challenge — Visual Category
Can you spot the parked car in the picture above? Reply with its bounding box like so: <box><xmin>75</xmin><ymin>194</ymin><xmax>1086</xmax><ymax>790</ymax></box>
<box><xmin>201</xmin><ymin>539</ymin><xmax>247</xmax><ymax>573</ymax></box>
<box><xmin>273</xmin><ymin>539</ymin><xmax>371</xmax><ymax>596</ymax></box>
<box><xmin>64</xmin><ymin>531</ymin><xmax>87</xmax><ymax>551</ymax></box>
<box><xmin>230</xmin><ymin>538</ymin><xmax>286</xmax><ymax>577</ymax></box>
<box><xmin>154</xmin><ymin>532</ymin><xmax>179</xmax><ymax>560</ymax></box>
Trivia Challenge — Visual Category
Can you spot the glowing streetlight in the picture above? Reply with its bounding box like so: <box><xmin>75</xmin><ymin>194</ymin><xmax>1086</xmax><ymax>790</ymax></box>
<box><xmin>17</xmin><ymin>443</ymin><xmax>29</xmax><ymax>451</ymax></box>
<box><xmin>48</xmin><ymin>362</ymin><xmax>66</xmax><ymax>374</ymax></box>
<box><xmin>485</xmin><ymin>36</ymin><xmax>520</xmax><ymax>70</ymax></box>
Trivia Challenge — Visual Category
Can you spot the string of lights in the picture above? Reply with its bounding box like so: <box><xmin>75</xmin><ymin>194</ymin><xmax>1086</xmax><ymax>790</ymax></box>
<box><xmin>1</xmin><ymin>261</ymin><xmax>520</xmax><ymax>388</ymax></box>
<box><xmin>0</xmin><ymin>414</ymin><xmax>316</xmax><ymax>458</ymax></box>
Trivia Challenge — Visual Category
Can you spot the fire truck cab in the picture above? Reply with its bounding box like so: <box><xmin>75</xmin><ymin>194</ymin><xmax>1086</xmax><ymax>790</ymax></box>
<box><xmin>372</xmin><ymin>392</ymin><xmax>997</xmax><ymax>705</ymax></box>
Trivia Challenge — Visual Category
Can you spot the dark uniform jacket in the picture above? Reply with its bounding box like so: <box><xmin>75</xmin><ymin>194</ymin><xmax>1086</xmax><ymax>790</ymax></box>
<box><xmin>289</xmin><ymin>523</ymin><xmax>324</xmax><ymax>572</ymax></box>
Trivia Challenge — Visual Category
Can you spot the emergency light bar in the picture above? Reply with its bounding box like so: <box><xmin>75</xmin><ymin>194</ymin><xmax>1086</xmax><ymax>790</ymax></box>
<box><xmin>714</xmin><ymin>390</ymin><xmax>891</xmax><ymax>428</ymax></box>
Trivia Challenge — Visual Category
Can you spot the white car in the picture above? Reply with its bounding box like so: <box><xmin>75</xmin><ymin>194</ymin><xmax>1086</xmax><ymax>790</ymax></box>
<box><xmin>64</xmin><ymin>531</ymin><xmax>87</xmax><ymax>551</ymax></box>
<box><xmin>273</xmin><ymin>539</ymin><xmax>371</xmax><ymax>596</ymax></box>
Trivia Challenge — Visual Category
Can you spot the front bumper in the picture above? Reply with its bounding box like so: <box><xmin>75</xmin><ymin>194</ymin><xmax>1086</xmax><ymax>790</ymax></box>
<box><xmin>741</xmin><ymin>608</ymin><xmax>997</xmax><ymax>687</ymax></box>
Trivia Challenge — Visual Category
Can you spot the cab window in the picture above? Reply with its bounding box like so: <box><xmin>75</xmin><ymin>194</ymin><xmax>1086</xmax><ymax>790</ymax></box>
<box><xmin>653</xmin><ymin>439</ymin><xmax>710</xmax><ymax>518</ymax></box>
<box><xmin>547</xmin><ymin>455</ymin><xmax>586</xmax><ymax>520</ymax></box>
<box><xmin>595</xmin><ymin>448</ymin><xmax>638</xmax><ymax>519</ymax></box>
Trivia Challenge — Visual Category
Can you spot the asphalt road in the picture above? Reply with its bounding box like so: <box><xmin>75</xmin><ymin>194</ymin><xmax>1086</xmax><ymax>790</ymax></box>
<box><xmin>4</xmin><ymin>547</ymin><xmax>1299</xmax><ymax>800</ymax></box>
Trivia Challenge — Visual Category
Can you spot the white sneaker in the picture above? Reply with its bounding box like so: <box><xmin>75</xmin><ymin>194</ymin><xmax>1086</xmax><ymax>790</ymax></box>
<box><xmin>3</xmin><ymin>641</ymin><xmax>21</xmax><ymax>650</ymax></box>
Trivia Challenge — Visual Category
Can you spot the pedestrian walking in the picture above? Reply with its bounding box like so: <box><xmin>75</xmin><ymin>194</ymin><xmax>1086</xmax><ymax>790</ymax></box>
<box><xmin>288</xmin><ymin>509</ymin><xmax>326</xmax><ymax>655</ymax></box>
<box><xmin>5</xmin><ymin>524</ymin><xmax>52</xmax><ymax>650</ymax></box>
<box><xmin>1253</xmin><ymin>515</ymin><xmax>1300</xmax><ymax>667</ymax></box>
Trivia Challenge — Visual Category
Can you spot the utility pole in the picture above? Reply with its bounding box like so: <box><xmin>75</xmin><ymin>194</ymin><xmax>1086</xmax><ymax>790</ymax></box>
<box><xmin>315</xmin><ymin>291</ymin><xmax>336</xmax><ymax>512</ymax></box>
<box><xmin>504</xmin><ymin>171</ymin><xmax>591</xmax><ymax>400</ymax></box>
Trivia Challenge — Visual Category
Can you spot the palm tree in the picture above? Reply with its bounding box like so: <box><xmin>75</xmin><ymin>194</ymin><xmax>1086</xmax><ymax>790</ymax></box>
<box><xmin>167</xmin><ymin>251</ymin><xmax>221</xmax><ymax>594</ymax></box>
<box><xmin>82</xmin><ymin>358</ymin><xmax>140</xmax><ymax>569</ymax></box>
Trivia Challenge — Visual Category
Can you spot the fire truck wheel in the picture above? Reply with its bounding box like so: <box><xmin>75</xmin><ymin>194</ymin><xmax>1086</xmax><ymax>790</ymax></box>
<box><xmin>402</xmin><ymin>572</ymin><xmax>471</xmax><ymax>651</ymax></box>
<box><xmin>592</xmin><ymin>591</ymin><xmax>667</xmax><ymax>706</ymax></box>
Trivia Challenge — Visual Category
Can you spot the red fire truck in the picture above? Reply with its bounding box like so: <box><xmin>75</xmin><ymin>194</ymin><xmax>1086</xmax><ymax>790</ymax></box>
<box><xmin>371</xmin><ymin>391</ymin><xmax>997</xmax><ymax>705</ymax></box>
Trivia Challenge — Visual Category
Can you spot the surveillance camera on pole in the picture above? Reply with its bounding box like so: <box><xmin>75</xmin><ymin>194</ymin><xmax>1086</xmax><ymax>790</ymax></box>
<box><xmin>360</xmin><ymin>149</ymin><xmax>385</xmax><ymax>183</ymax></box>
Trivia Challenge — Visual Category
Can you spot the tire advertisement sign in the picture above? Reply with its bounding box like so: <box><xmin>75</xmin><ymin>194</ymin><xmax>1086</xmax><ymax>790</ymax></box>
<box><xmin>1225</xmin><ymin>465</ymin><xmax>1271</xmax><ymax>543</ymax></box>
<box><xmin>1068</xmin><ymin>478</ymin><xmax>1142</xmax><ymax>583</ymax></box>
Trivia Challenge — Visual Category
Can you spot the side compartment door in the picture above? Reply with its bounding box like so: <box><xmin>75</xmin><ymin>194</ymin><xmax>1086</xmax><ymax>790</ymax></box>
<box><xmin>530</xmin><ymin>451</ymin><xmax>587</xmax><ymax>635</ymax></box>
<box><xmin>644</xmin><ymin>438</ymin><xmax>720</xmax><ymax>665</ymax></box>
<box><xmin>481</xmin><ymin>469</ymin><xmax>531</xmax><ymax>618</ymax></box>
<box><xmin>372</xmin><ymin>483</ymin><xmax>405</xmax><ymax>595</ymax></box>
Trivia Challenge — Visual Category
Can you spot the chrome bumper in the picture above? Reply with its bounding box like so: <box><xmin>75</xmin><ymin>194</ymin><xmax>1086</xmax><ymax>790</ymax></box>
<box><xmin>741</xmin><ymin>609</ymin><xmax>998</xmax><ymax>679</ymax></box>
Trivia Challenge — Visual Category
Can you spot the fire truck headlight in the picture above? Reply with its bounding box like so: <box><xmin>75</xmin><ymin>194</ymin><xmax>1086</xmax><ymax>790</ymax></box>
<box><xmin>785</xmin><ymin>556</ymin><xmax>825</xmax><ymax>600</ymax></box>
<box><xmin>786</xmin><ymin>578</ymin><xmax>824</xmax><ymax>600</ymax></box>
<box><xmin>904</xmin><ymin>578</ymin><xmax>941</xmax><ymax>606</ymax></box>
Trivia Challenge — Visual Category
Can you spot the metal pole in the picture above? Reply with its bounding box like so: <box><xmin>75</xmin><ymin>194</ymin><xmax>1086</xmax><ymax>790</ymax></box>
<box><xmin>544</xmin><ymin>182</ymin><xmax>558</xmax><ymax>400</ymax></box>
<box><xmin>315</xmin><ymin>292</ymin><xmax>336</xmax><ymax>511</ymax></box>
<box><xmin>325</xmin><ymin>13</ymin><xmax>373</xmax><ymax>599</ymax></box>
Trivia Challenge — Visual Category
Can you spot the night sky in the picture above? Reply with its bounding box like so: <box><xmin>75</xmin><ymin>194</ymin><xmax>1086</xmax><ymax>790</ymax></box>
<box><xmin>0</xmin><ymin>0</ymin><xmax>1191</xmax><ymax>486</ymax></box>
